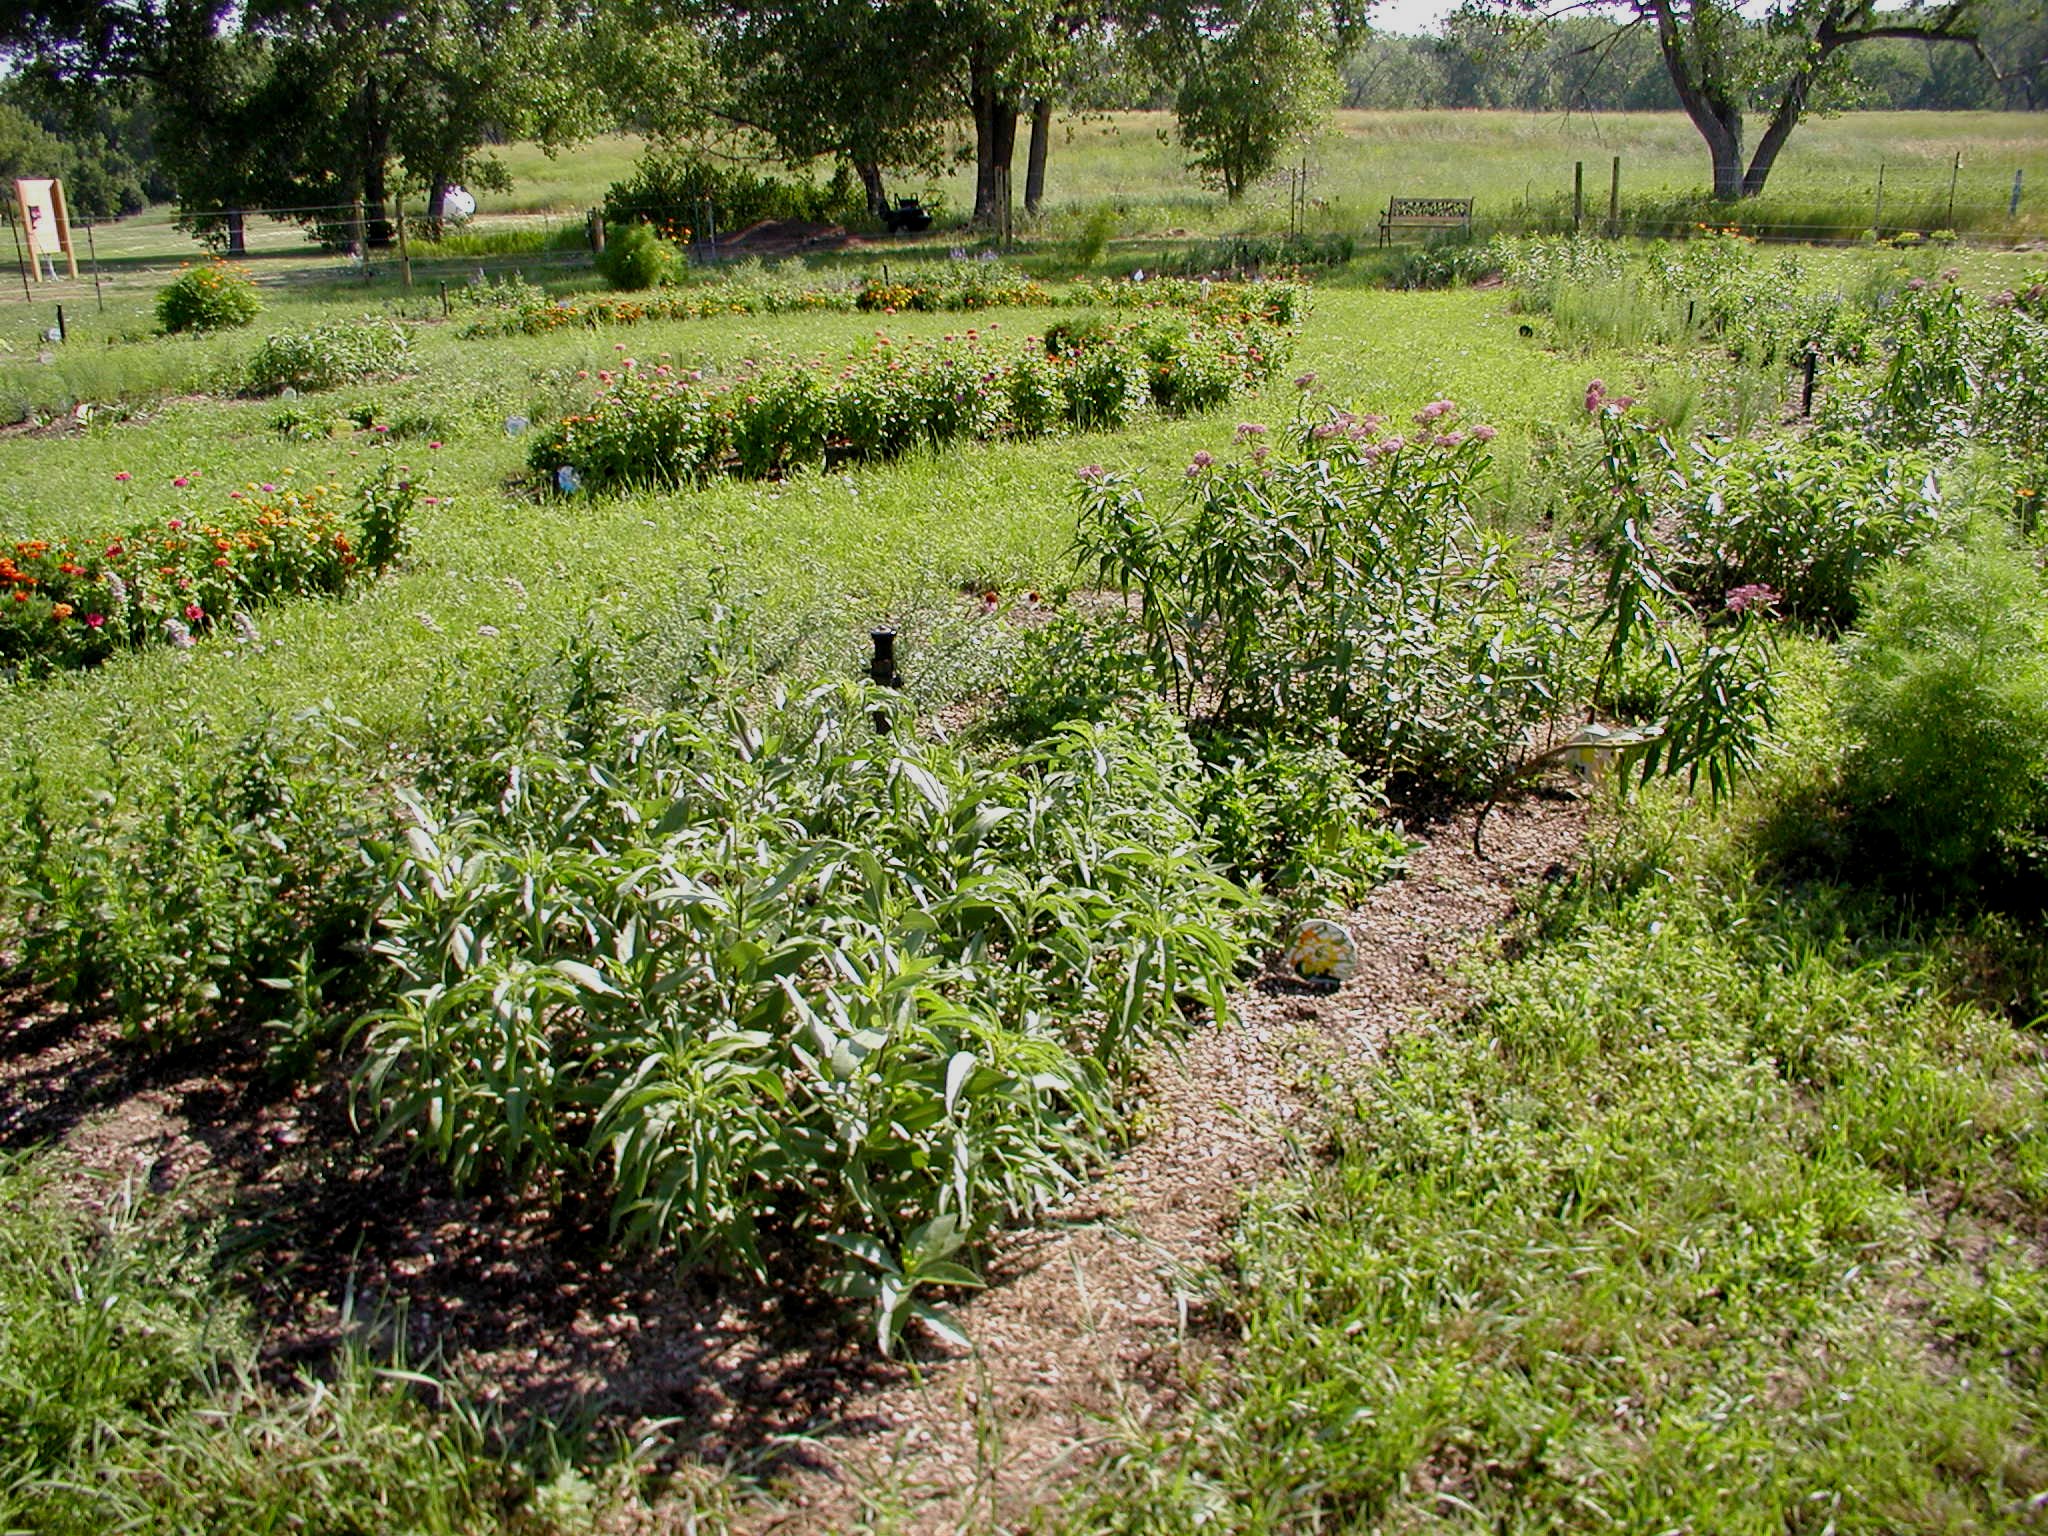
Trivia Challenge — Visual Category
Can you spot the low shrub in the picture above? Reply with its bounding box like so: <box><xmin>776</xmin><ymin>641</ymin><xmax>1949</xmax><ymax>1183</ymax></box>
<box><xmin>243</xmin><ymin>320</ymin><xmax>411</xmax><ymax>395</ymax></box>
<box><xmin>594</xmin><ymin>222</ymin><xmax>676</xmax><ymax>291</ymax></box>
<box><xmin>362</xmin><ymin>680</ymin><xmax>1259</xmax><ymax>1348</ymax></box>
<box><xmin>856</xmin><ymin>266</ymin><xmax>1049</xmax><ymax>312</ymax></box>
<box><xmin>0</xmin><ymin>711</ymin><xmax>384</xmax><ymax>1046</ymax></box>
<box><xmin>457</xmin><ymin>271</ymin><xmax>1306</xmax><ymax>339</ymax></box>
<box><xmin>1836</xmin><ymin>525</ymin><xmax>2048</xmax><ymax>893</ymax></box>
<box><xmin>1077</xmin><ymin>391</ymin><xmax>1780</xmax><ymax>809</ymax></box>
<box><xmin>154</xmin><ymin>260</ymin><xmax>261</xmax><ymax>334</ymax></box>
<box><xmin>601</xmin><ymin>151</ymin><xmax>864</xmax><ymax>239</ymax></box>
<box><xmin>1671</xmin><ymin>434</ymin><xmax>1943</xmax><ymax>628</ymax></box>
<box><xmin>0</xmin><ymin>466</ymin><xmax>418</xmax><ymax>674</ymax></box>
<box><xmin>1197</xmin><ymin>736</ymin><xmax>1408</xmax><ymax>914</ymax></box>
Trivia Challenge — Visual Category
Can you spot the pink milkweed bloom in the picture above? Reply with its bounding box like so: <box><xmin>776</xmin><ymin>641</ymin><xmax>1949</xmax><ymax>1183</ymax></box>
<box><xmin>1725</xmin><ymin>583</ymin><xmax>1780</xmax><ymax>615</ymax></box>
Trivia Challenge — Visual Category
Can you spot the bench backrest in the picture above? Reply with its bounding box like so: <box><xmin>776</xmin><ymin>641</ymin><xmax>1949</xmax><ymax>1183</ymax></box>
<box><xmin>1386</xmin><ymin>197</ymin><xmax>1473</xmax><ymax>218</ymax></box>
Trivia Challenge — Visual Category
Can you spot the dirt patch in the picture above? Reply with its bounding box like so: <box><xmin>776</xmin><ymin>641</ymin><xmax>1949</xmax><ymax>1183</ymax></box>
<box><xmin>715</xmin><ymin>220</ymin><xmax>862</xmax><ymax>260</ymax></box>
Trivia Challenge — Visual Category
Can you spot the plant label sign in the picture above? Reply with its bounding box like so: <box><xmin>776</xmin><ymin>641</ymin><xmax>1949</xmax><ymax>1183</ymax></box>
<box><xmin>13</xmin><ymin>179</ymin><xmax>77</xmax><ymax>282</ymax></box>
<box><xmin>1285</xmin><ymin>918</ymin><xmax>1359</xmax><ymax>986</ymax></box>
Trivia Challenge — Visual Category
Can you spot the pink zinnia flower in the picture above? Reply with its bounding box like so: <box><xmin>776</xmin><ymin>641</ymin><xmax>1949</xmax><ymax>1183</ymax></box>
<box><xmin>185</xmin><ymin>603</ymin><xmax>205</xmax><ymax>622</ymax></box>
<box><xmin>172</xmin><ymin>476</ymin><xmax>190</xmax><ymax>488</ymax></box>
<box><xmin>113</xmin><ymin>471</ymin><xmax>131</xmax><ymax>482</ymax></box>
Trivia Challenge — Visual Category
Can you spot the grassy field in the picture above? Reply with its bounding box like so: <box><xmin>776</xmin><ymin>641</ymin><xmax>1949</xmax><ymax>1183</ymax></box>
<box><xmin>1</xmin><ymin>208</ymin><xmax>2047</xmax><ymax>1532</ymax></box>
<box><xmin>1</xmin><ymin>108</ymin><xmax>2040</xmax><ymax>315</ymax></box>
<box><xmin>482</xmin><ymin>111</ymin><xmax>2048</xmax><ymax>238</ymax></box>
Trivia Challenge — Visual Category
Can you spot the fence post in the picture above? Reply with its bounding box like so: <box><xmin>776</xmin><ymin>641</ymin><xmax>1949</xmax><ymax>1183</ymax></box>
<box><xmin>396</xmin><ymin>199</ymin><xmax>412</xmax><ymax>290</ymax></box>
<box><xmin>2013</xmin><ymin>170</ymin><xmax>2025</xmax><ymax>218</ymax></box>
<box><xmin>1947</xmin><ymin>152</ymin><xmax>1960</xmax><ymax>229</ymax></box>
<box><xmin>6</xmin><ymin>209</ymin><xmax>30</xmax><ymax>302</ymax></box>
<box><xmin>352</xmin><ymin>198</ymin><xmax>368</xmax><ymax>271</ymax></box>
<box><xmin>54</xmin><ymin>304</ymin><xmax>64</xmax><ymax>342</ymax></box>
<box><xmin>85</xmin><ymin>219</ymin><xmax>102</xmax><ymax>311</ymax></box>
<box><xmin>588</xmin><ymin>209</ymin><xmax>605</xmax><ymax>253</ymax></box>
<box><xmin>1608</xmin><ymin>155</ymin><xmax>1621</xmax><ymax>238</ymax></box>
<box><xmin>1873</xmin><ymin>164</ymin><xmax>1885</xmax><ymax>235</ymax></box>
<box><xmin>1573</xmin><ymin>161</ymin><xmax>1584</xmax><ymax>233</ymax></box>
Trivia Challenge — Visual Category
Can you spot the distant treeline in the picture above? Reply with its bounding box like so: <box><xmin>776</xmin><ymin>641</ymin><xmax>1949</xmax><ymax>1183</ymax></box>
<box><xmin>1065</xmin><ymin>0</ymin><xmax>2048</xmax><ymax>115</ymax></box>
<box><xmin>1340</xmin><ymin>2</ymin><xmax>2047</xmax><ymax>113</ymax></box>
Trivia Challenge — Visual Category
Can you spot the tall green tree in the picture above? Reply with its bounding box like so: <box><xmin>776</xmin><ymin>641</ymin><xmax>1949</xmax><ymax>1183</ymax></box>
<box><xmin>709</xmin><ymin>0</ymin><xmax>956</xmax><ymax>216</ymax></box>
<box><xmin>1144</xmin><ymin>0</ymin><xmax>1344</xmax><ymax>199</ymax></box>
<box><xmin>1455</xmin><ymin>0</ymin><xmax>1988</xmax><ymax>198</ymax></box>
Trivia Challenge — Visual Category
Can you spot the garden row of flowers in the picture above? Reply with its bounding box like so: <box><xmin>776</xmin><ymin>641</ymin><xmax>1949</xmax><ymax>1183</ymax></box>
<box><xmin>461</xmin><ymin>268</ymin><xmax>1306</xmax><ymax>338</ymax></box>
<box><xmin>0</xmin><ymin>466</ymin><xmax>418</xmax><ymax>674</ymax></box>
<box><xmin>527</xmin><ymin>313</ymin><xmax>1295</xmax><ymax>492</ymax></box>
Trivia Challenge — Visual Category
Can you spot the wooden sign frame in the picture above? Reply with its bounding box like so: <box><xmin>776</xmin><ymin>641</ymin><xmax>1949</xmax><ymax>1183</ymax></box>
<box><xmin>14</xmin><ymin>179</ymin><xmax>78</xmax><ymax>281</ymax></box>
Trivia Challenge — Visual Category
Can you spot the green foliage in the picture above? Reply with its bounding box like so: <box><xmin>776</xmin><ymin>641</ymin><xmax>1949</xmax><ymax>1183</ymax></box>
<box><xmin>593</xmin><ymin>222</ymin><xmax>676</xmax><ymax>291</ymax></box>
<box><xmin>1672</xmin><ymin>433</ymin><xmax>1944</xmax><ymax>627</ymax></box>
<box><xmin>1829</xmin><ymin>272</ymin><xmax>2048</xmax><ymax>450</ymax></box>
<box><xmin>854</xmin><ymin>265</ymin><xmax>1049</xmax><ymax>312</ymax></box>
<box><xmin>1836</xmin><ymin>525</ymin><xmax>2048</xmax><ymax>891</ymax></box>
<box><xmin>243</xmin><ymin>320</ymin><xmax>412</xmax><ymax>395</ymax></box>
<box><xmin>1152</xmin><ymin>231</ymin><xmax>1359</xmax><ymax>277</ymax></box>
<box><xmin>361</xmin><ymin>667</ymin><xmax>1259</xmax><ymax>1329</ymax></box>
<box><xmin>1164</xmin><ymin>0</ymin><xmax>1339</xmax><ymax>201</ymax></box>
<box><xmin>1073</xmin><ymin>203</ymin><xmax>1121</xmax><ymax>266</ymax></box>
<box><xmin>0</xmin><ymin>711</ymin><xmax>384</xmax><ymax>1049</ymax></box>
<box><xmin>1197</xmin><ymin>735</ymin><xmax>1408</xmax><ymax>913</ymax></box>
<box><xmin>1076</xmin><ymin>406</ymin><xmax>1585</xmax><ymax>795</ymax></box>
<box><xmin>601</xmin><ymin>150</ymin><xmax>863</xmax><ymax>238</ymax></box>
<box><xmin>0</xmin><ymin>1152</ymin><xmax>567</xmax><ymax>1534</ymax></box>
<box><xmin>154</xmin><ymin>261</ymin><xmax>261</xmax><ymax>335</ymax></box>
<box><xmin>529</xmin><ymin>315</ymin><xmax>1291</xmax><ymax>493</ymax></box>
<box><xmin>454</xmin><ymin>267</ymin><xmax>1302</xmax><ymax>339</ymax></box>
<box><xmin>1070</xmin><ymin>817</ymin><xmax>2048</xmax><ymax>1530</ymax></box>
<box><xmin>988</xmin><ymin>608</ymin><xmax>1156</xmax><ymax>742</ymax></box>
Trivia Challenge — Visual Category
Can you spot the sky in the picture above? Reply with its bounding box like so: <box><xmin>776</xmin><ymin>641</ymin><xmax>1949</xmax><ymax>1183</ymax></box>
<box><xmin>1372</xmin><ymin>0</ymin><xmax>1464</xmax><ymax>35</ymax></box>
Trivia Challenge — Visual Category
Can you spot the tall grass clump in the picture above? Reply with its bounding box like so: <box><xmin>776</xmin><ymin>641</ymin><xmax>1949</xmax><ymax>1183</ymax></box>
<box><xmin>0</xmin><ymin>1153</ymin><xmax>536</xmax><ymax>1535</ymax></box>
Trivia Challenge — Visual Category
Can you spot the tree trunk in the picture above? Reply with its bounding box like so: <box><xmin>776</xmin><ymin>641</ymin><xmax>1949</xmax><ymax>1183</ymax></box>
<box><xmin>362</xmin><ymin>81</ymin><xmax>394</xmax><ymax>247</ymax></box>
<box><xmin>224</xmin><ymin>208</ymin><xmax>246</xmax><ymax>257</ymax></box>
<box><xmin>970</xmin><ymin>47</ymin><xmax>1020</xmax><ymax>229</ymax></box>
<box><xmin>856</xmin><ymin>160</ymin><xmax>889</xmax><ymax>220</ymax></box>
<box><xmin>1024</xmin><ymin>97</ymin><xmax>1052</xmax><ymax>215</ymax></box>
<box><xmin>1742</xmin><ymin>57</ymin><xmax>1826</xmax><ymax>199</ymax></box>
<box><xmin>424</xmin><ymin>180</ymin><xmax>449</xmax><ymax>242</ymax></box>
<box><xmin>1644</xmin><ymin>0</ymin><xmax>1745</xmax><ymax>200</ymax></box>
